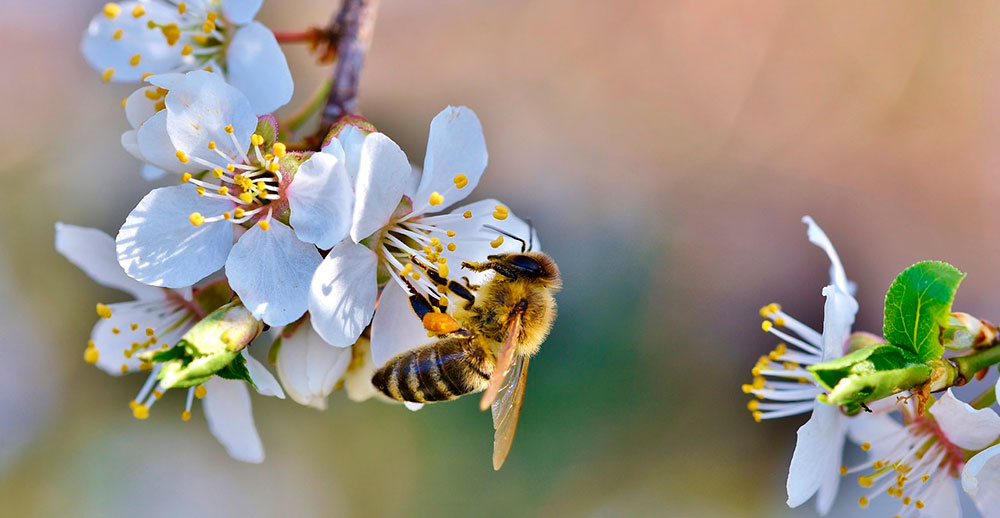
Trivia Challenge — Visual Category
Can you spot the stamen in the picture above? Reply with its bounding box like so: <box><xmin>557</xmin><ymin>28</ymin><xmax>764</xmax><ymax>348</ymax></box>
<box><xmin>103</xmin><ymin>3</ymin><xmax>121</xmax><ymax>19</ymax></box>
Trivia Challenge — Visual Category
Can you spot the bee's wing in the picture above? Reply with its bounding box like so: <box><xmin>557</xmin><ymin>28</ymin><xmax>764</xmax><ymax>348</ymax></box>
<box><xmin>491</xmin><ymin>355</ymin><xmax>529</xmax><ymax>470</ymax></box>
<box><xmin>479</xmin><ymin>310</ymin><xmax>521</xmax><ymax>410</ymax></box>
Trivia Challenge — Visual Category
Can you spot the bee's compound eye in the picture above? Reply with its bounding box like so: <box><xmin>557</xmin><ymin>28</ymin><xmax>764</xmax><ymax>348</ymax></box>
<box><xmin>508</xmin><ymin>255</ymin><xmax>543</xmax><ymax>276</ymax></box>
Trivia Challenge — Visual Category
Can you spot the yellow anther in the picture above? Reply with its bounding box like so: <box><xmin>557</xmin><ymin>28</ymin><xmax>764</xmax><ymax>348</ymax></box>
<box><xmin>129</xmin><ymin>53</ymin><xmax>141</xmax><ymax>66</ymax></box>
<box><xmin>234</xmin><ymin>208</ymin><xmax>245</xmax><ymax>218</ymax></box>
<box><xmin>226</xmin><ymin>164</ymin><xmax>236</xmax><ymax>172</ymax></box>
<box><xmin>206</xmin><ymin>12</ymin><xmax>218</xmax><ymax>22</ymax></box>
<box><xmin>177</xmin><ymin>2</ymin><xmax>187</xmax><ymax>14</ymax></box>
<box><xmin>154</xmin><ymin>100</ymin><xmax>165</xmax><ymax>111</ymax></box>
<box><xmin>224</xmin><ymin>124</ymin><xmax>234</xmax><ymax>133</ymax></box>
<box><xmin>84</xmin><ymin>346</ymin><xmax>99</xmax><ymax>364</ymax></box>
<box><xmin>858</xmin><ymin>497</ymin><xmax>868</xmax><ymax>508</ymax></box>
<box><xmin>112</xmin><ymin>28</ymin><xmax>124</xmax><ymax>40</ymax></box>
<box><xmin>437</xmin><ymin>257</ymin><xmax>447</xmax><ymax>264</ymax></box>
<box><xmin>741</xmin><ymin>383</ymin><xmax>753</xmax><ymax>394</ymax></box>
<box><xmin>761</xmin><ymin>321</ymin><xmax>773</xmax><ymax>332</ymax></box>
<box><xmin>140</xmin><ymin>362</ymin><xmax>152</xmax><ymax>371</ymax></box>
<box><xmin>195</xmin><ymin>186</ymin><xmax>206</xmax><ymax>196</ymax></box>
<box><xmin>145</xmin><ymin>328</ymin><xmax>155</xmax><ymax>337</ymax></box>
<box><xmin>256</xmin><ymin>181</ymin><xmax>266</xmax><ymax>191</ymax></box>
<box><xmin>195</xmin><ymin>385</ymin><xmax>207</xmax><ymax>399</ymax></box>
<box><xmin>181</xmin><ymin>172</ymin><xmax>192</xmax><ymax>183</ymax></box>
<box><xmin>413</xmin><ymin>272</ymin><xmax>421</xmax><ymax>280</ymax></box>
<box><xmin>217</xmin><ymin>186</ymin><xmax>229</xmax><ymax>195</ymax></box>
<box><xmin>202</xmin><ymin>20</ymin><xmax>216</xmax><ymax>33</ymax></box>
<box><xmin>132</xmin><ymin>404</ymin><xmax>149</xmax><ymax>419</ymax></box>
<box><xmin>222</xmin><ymin>212</ymin><xmax>231</xmax><ymax>220</ymax></box>
<box><xmin>840</xmin><ymin>466</ymin><xmax>847</xmax><ymax>476</ymax></box>
<box><xmin>773</xmin><ymin>317</ymin><xmax>786</xmax><ymax>327</ymax></box>
<box><xmin>102</xmin><ymin>68</ymin><xmax>115</xmax><ymax>82</ymax></box>
<box><xmin>915</xmin><ymin>500</ymin><xmax>924</xmax><ymax>509</ymax></box>
<box><xmin>752</xmin><ymin>377</ymin><xmax>765</xmax><ymax>389</ymax></box>
<box><xmin>131</xmin><ymin>5</ymin><xmax>145</xmax><ymax>17</ymax></box>
<box><xmin>96</xmin><ymin>303</ymin><xmax>112</xmax><ymax>319</ymax></box>
<box><xmin>447</xmin><ymin>243</ymin><xmax>457</xmax><ymax>252</ymax></box>
<box><xmin>258</xmin><ymin>220</ymin><xmax>270</xmax><ymax>231</ymax></box>
<box><xmin>267</xmin><ymin>161</ymin><xmax>280</xmax><ymax>172</ymax></box>
<box><xmin>453</xmin><ymin>174</ymin><xmax>468</xmax><ymax>189</ymax></box>
<box><xmin>251</xmin><ymin>133</ymin><xmax>264</xmax><ymax>146</ymax></box>
<box><xmin>144</xmin><ymin>88</ymin><xmax>163</xmax><ymax>100</ymax></box>
<box><xmin>861</xmin><ymin>442</ymin><xmax>871</xmax><ymax>451</ymax></box>
<box><xmin>438</xmin><ymin>264</ymin><xmax>449</xmax><ymax>277</ymax></box>
<box><xmin>194</xmin><ymin>34</ymin><xmax>209</xmax><ymax>45</ymax></box>
<box><xmin>153</xmin><ymin>390</ymin><xmax>163</xmax><ymax>400</ymax></box>
<box><xmin>446</xmin><ymin>230</ymin><xmax>456</xmax><ymax>237</ymax></box>
<box><xmin>782</xmin><ymin>361</ymin><xmax>799</xmax><ymax>370</ymax></box>
<box><xmin>103</xmin><ymin>3</ymin><xmax>121</xmax><ymax>19</ymax></box>
<box><xmin>493</xmin><ymin>205</ymin><xmax>509</xmax><ymax>220</ymax></box>
<box><xmin>130</xmin><ymin>323</ymin><xmax>139</xmax><ymax>331</ymax></box>
<box><xmin>746</xmin><ymin>400</ymin><xmax>759</xmax><ymax>411</ymax></box>
<box><xmin>902</xmin><ymin>496</ymin><xmax>911</xmax><ymax>505</ymax></box>
<box><xmin>490</xmin><ymin>235</ymin><xmax>504</xmax><ymax>248</ymax></box>
<box><xmin>112</xmin><ymin>327</ymin><xmax>121</xmax><ymax>334</ymax></box>
<box><xmin>120</xmin><ymin>363</ymin><xmax>129</xmax><ymax>374</ymax></box>
<box><xmin>272</xmin><ymin>142</ymin><xmax>286</xmax><ymax>158</ymax></box>
<box><xmin>429</xmin><ymin>191</ymin><xmax>444</xmax><ymax>206</ymax></box>
<box><xmin>858</xmin><ymin>475</ymin><xmax>873</xmax><ymax>488</ymax></box>
<box><xmin>176</xmin><ymin>150</ymin><xmax>189</xmax><ymax>163</ymax></box>
<box><xmin>751</xmin><ymin>411</ymin><xmax>762</xmax><ymax>422</ymax></box>
<box><xmin>239</xmin><ymin>193</ymin><xmax>254</xmax><ymax>203</ymax></box>
<box><xmin>921</xmin><ymin>474</ymin><xmax>929</xmax><ymax>482</ymax></box>
<box><xmin>873</xmin><ymin>461</ymin><xmax>884</xmax><ymax>470</ymax></box>
<box><xmin>161</xmin><ymin>23</ymin><xmax>180</xmax><ymax>45</ymax></box>
<box><xmin>463</xmin><ymin>210</ymin><xmax>472</xmax><ymax>219</ymax></box>
<box><xmin>189</xmin><ymin>212</ymin><xmax>205</xmax><ymax>226</ymax></box>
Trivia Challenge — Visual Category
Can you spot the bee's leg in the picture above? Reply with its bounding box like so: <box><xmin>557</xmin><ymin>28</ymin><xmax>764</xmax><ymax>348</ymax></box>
<box><xmin>401</xmin><ymin>277</ymin><xmax>435</xmax><ymax>321</ymax></box>
<box><xmin>407</xmin><ymin>256</ymin><xmax>449</xmax><ymax>310</ymax></box>
<box><xmin>461</xmin><ymin>259</ymin><xmax>517</xmax><ymax>279</ymax></box>
<box><xmin>461</xmin><ymin>276</ymin><xmax>480</xmax><ymax>291</ymax></box>
<box><xmin>447</xmin><ymin>280</ymin><xmax>476</xmax><ymax>309</ymax></box>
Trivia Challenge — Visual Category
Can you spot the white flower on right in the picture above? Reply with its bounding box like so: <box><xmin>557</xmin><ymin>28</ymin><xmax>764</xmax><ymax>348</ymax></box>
<box><xmin>83</xmin><ymin>0</ymin><xmax>292</xmax><ymax>114</ymax></box>
<box><xmin>56</xmin><ymin>222</ymin><xmax>284</xmax><ymax>463</ymax></box>
<box><xmin>847</xmin><ymin>390</ymin><xmax>1000</xmax><ymax>517</ymax></box>
<box><xmin>962</xmin><ymin>380</ymin><xmax>1000</xmax><ymax>516</ymax></box>
<box><xmin>745</xmin><ymin>216</ymin><xmax>861</xmax><ymax>515</ymax></box>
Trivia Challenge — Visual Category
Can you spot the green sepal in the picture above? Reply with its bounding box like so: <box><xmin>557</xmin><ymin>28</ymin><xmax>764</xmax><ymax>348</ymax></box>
<box><xmin>321</xmin><ymin>114</ymin><xmax>376</xmax><ymax>149</ymax></box>
<box><xmin>158</xmin><ymin>344</ymin><xmax>239</xmax><ymax>389</ymax></box>
<box><xmin>215</xmin><ymin>353</ymin><xmax>257</xmax><ymax>389</ymax></box>
<box><xmin>883</xmin><ymin>261</ymin><xmax>965</xmax><ymax>362</ymax></box>
<box><xmin>254</xmin><ymin>115</ymin><xmax>279</xmax><ymax>151</ymax></box>
<box><xmin>809</xmin><ymin>343</ymin><xmax>931</xmax><ymax>406</ymax></box>
<box><xmin>193</xmin><ymin>281</ymin><xmax>234</xmax><ymax>316</ymax></box>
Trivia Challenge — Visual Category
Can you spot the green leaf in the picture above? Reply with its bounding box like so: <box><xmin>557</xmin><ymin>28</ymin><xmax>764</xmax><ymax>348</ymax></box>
<box><xmin>216</xmin><ymin>354</ymin><xmax>257</xmax><ymax>389</ymax></box>
<box><xmin>883</xmin><ymin>261</ymin><xmax>965</xmax><ymax>362</ymax></box>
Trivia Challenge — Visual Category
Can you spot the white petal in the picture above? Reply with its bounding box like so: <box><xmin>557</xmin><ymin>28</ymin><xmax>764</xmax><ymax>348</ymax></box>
<box><xmin>412</xmin><ymin>106</ymin><xmax>488</xmax><ymax>214</ymax></box>
<box><xmin>221</xmin><ymin>0</ymin><xmax>263</xmax><ymax>25</ymax></box>
<box><xmin>930</xmin><ymin>389</ymin><xmax>1000</xmax><ymax>451</ymax></box>
<box><xmin>432</xmin><ymin>199</ymin><xmax>536</xmax><ymax>285</ymax></box>
<box><xmin>226</xmin><ymin>221</ymin><xmax>321</xmax><ymax>326</ymax></box>
<box><xmin>146</xmin><ymin>72</ymin><xmax>186</xmax><ymax>92</ymax></box>
<box><xmin>343</xmin><ymin>339</ymin><xmax>381</xmax><ymax>402</ymax></box>
<box><xmin>141</xmin><ymin>164</ymin><xmax>167</xmax><ymax>181</ymax></box>
<box><xmin>370</xmin><ymin>281</ymin><xmax>430</xmax><ymax>367</ymax></box>
<box><xmin>121</xmin><ymin>130</ymin><xmax>143</xmax><ymax>162</ymax></box>
<box><xmin>81</xmin><ymin>2</ymin><xmax>184</xmax><ymax>82</ymax></box>
<box><xmin>802</xmin><ymin>216</ymin><xmax>852</xmax><ymax>295</ymax></box>
<box><xmin>308</xmin><ymin>241</ymin><xmax>378</xmax><ymax>347</ymax></box>
<box><xmin>330</xmin><ymin>126</ymin><xmax>366</xmax><ymax>184</ymax></box>
<box><xmin>404</xmin><ymin>402</ymin><xmax>424</xmax><ymax>411</ymax></box>
<box><xmin>921</xmin><ymin>477</ymin><xmax>962</xmax><ymax>518</ymax></box>
<box><xmin>117</xmin><ymin>185</ymin><xmax>234</xmax><ymax>287</ymax></box>
<box><xmin>124</xmin><ymin>86</ymin><xmax>162</xmax><ymax>129</ymax></box>
<box><xmin>242</xmin><ymin>350</ymin><xmax>284</xmax><ymax>399</ymax></box>
<box><xmin>847</xmin><ymin>412</ymin><xmax>904</xmax><ymax>459</ymax></box>
<box><xmin>136</xmin><ymin>110</ymin><xmax>188</xmax><ymax>173</ymax></box>
<box><xmin>164</xmin><ymin>70</ymin><xmax>256</xmax><ymax>165</ymax></box>
<box><xmin>287</xmin><ymin>152</ymin><xmax>353</xmax><ymax>249</ymax></box>
<box><xmin>963</xmin><ymin>443</ymin><xmax>1000</xmax><ymax>515</ymax></box>
<box><xmin>89</xmin><ymin>301</ymin><xmax>186</xmax><ymax>375</ymax></box>
<box><xmin>276</xmin><ymin>323</ymin><xmax>352</xmax><ymax>409</ymax></box>
<box><xmin>201</xmin><ymin>377</ymin><xmax>264</xmax><ymax>463</ymax></box>
<box><xmin>55</xmin><ymin>223</ymin><xmax>163</xmax><ymax>300</ymax></box>
<box><xmin>786</xmin><ymin>404</ymin><xmax>846</xmax><ymax>510</ymax></box>
<box><xmin>227</xmin><ymin>23</ymin><xmax>293</xmax><ymax>114</ymax></box>
<box><xmin>819</xmin><ymin>285</ymin><xmax>858</xmax><ymax>362</ymax></box>
<box><xmin>350</xmin><ymin>133</ymin><xmax>411</xmax><ymax>242</ymax></box>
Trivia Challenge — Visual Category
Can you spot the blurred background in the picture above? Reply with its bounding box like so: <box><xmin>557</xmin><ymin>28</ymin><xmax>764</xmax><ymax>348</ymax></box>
<box><xmin>3</xmin><ymin>0</ymin><xmax>1000</xmax><ymax>516</ymax></box>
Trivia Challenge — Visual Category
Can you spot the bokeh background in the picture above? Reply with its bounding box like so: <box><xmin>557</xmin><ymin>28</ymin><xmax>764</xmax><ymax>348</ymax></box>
<box><xmin>3</xmin><ymin>0</ymin><xmax>1000</xmax><ymax>516</ymax></box>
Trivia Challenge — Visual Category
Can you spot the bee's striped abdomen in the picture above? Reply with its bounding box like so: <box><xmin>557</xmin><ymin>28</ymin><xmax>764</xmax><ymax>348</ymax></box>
<box><xmin>372</xmin><ymin>337</ymin><xmax>493</xmax><ymax>403</ymax></box>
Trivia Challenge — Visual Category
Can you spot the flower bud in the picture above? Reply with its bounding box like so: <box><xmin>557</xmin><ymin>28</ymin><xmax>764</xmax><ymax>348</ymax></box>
<box><xmin>942</xmin><ymin>312</ymin><xmax>997</xmax><ymax>351</ymax></box>
<box><xmin>809</xmin><ymin>343</ymin><xmax>933</xmax><ymax>406</ymax></box>
<box><xmin>150</xmin><ymin>302</ymin><xmax>264</xmax><ymax>389</ymax></box>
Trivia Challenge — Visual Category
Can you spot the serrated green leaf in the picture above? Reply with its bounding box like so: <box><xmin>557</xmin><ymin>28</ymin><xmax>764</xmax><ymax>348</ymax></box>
<box><xmin>883</xmin><ymin>261</ymin><xmax>965</xmax><ymax>362</ymax></box>
<box><xmin>216</xmin><ymin>354</ymin><xmax>257</xmax><ymax>389</ymax></box>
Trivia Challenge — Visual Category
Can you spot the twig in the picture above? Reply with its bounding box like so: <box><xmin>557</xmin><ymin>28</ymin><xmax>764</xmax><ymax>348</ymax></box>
<box><xmin>320</xmin><ymin>0</ymin><xmax>381</xmax><ymax>129</ymax></box>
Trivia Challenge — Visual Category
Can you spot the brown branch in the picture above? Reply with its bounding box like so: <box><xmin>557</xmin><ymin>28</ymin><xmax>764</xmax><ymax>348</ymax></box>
<box><xmin>320</xmin><ymin>0</ymin><xmax>381</xmax><ymax>129</ymax></box>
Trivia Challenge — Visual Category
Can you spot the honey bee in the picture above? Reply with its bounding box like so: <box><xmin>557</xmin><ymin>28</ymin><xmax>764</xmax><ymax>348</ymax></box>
<box><xmin>371</xmin><ymin>228</ymin><xmax>561</xmax><ymax>469</ymax></box>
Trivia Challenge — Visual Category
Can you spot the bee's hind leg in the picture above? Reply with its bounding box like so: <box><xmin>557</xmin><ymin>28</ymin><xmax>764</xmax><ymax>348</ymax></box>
<box><xmin>401</xmin><ymin>277</ymin><xmax>436</xmax><ymax>320</ymax></box>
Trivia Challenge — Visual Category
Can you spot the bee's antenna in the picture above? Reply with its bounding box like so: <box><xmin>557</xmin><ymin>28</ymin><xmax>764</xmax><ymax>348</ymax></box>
<box><xmin>483</xmin><ymin>224</ymin><xmax>527</xmax><ymax>252</ymax></box>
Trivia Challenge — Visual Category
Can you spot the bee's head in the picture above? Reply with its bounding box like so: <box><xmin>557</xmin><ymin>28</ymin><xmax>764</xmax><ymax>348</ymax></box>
<box><xmin>488</xmin><ymin>252</ymin><xmax>561</xmax><ymax>287</ymax></box>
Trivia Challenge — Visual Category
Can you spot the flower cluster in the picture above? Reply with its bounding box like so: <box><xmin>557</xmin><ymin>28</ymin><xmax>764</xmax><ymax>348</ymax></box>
<box><xmin>747</xmin><ymin>217</ymin><xmax>1000</xmax><ymax>517</ymax></box>
<box><xmin>62</xmin><ymin>1</ymin><xmax>539</xmax><ymax>462</ymax></box>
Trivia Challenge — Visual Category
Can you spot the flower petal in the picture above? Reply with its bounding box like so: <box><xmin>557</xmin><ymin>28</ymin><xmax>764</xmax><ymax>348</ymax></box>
<box><xmin>930</xmin><ymin>389</ymin><xmax>1000</xmax><ymax>451</ymax></box>
<box><xmin>243</xmin><ymin>350</ymin><xmax>284</xmax><ymax>399</ymax></box>
<box><xmin>221</xmin><ymin>0</ymin><xmax>263</xmax><ymax>25</ymax></box>
<box><xmin>227</xmin><ymin>22</ymin><xmax>293</xmax><ymax>114</ymax></box>
<box><xmin>117</xmin><ymin>185</ymin><xmax>234</xmax><ymax>287</ymax></box>
<box><xmin>370</xmin><ymin>281</ymin><xmax>430</xmax><ymax>367</ymax></box>
<box><xmin>819</xmin><ymin>285</ymin><xmax>858</xmax><ymax>362</ymax></box>
<box><xmin>201</xmin><ymin>377</ymin><xmax>264</xmax><ymax>463</ymax></box>
<box><xmin>81</xmin><ymin>2</ymin><xmax>184</xmax><ymax>82</ymax></box>
<box><xmin>276</xmin><ymin>323</ymin><xmax>352</xmax><ymax>409</ymax></box>
<box><xmin>287</xmin><ymin>151</ymin><xmax>353</xmax><ymax>249</ymax></box>
<box><xmin>411</xmin><ymin>106</ymin><xmax>488</xmax><ymax>214</ymax></box>
<box><xmin>343</xmin><ymin>337</ymin><xmax>381</xmax><ymax>402</ymax></box>
<box><xmin>308</xmin><ymin>241</ymin><xmax>378</xmax><ymax>347</ymax></box>
<box><xmin>141</xmin><ymin>164</ymin><xmax>167</xmax><ymax>181</ymax></box>
<box><xmin>226</xmin><ymin>221</ymin><xmax>321</xmax><ymax>326</ymax></box>
<box><xmin>164</xmin><ymin>70</ymin><xmax>256</xmax><ymax>165</ymax></box>
<box><xmin>963</xmin><ymin>443</ymin><xmax>1000</xmax><ymax>514</ymax></box>
<box><xmin>136</xmin><ymin>110</ymin><xmax>188</xmax><ymax>173</ymax></box>
<box><xmin>350</xmin><ymin>133</ymin><xmax>411</xmax><ymax>242</ymax></box>
<box><xmin>329</xmin><ymin>125</ymin><xmax>365</xmax><ymax>184</ymax></box>
<box><xmin>88</xmin><ymin>301</ymin><xmax>188</xmax><ymax>375</ymax></box>
<box><xmin>920</xmin><ymin>476</ymin><xmax>962</xmax><ymax>518</ymax></box>
<box><xmin>56</xmin><ymin>223</ymin><xmax>163</xmax><ymax>300</ymax></box>
<box><xmin>802</xmin><ymin>216</ymin><xmax>853</xmax><ymax>295</ymax></box>
<box><xmin>786</xmin><ymin>404</ymin><xmax>846</xmax><ymax>511</ymax></box>
<box><xmin>124</xmin><ymin>85</ymin><xmax>162</xmax><ymax>129</ymax></box>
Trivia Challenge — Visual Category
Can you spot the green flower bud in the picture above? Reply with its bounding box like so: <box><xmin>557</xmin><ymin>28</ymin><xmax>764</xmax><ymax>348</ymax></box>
<box><xmin>942</xmin><ymin>312</ymin><xmax>997</xmax><ymax>351</ymax></box>
<box><xmin>146</xmin><ymin>302</ymin><xmax>264</xmax><ymax>389</ymax></box>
